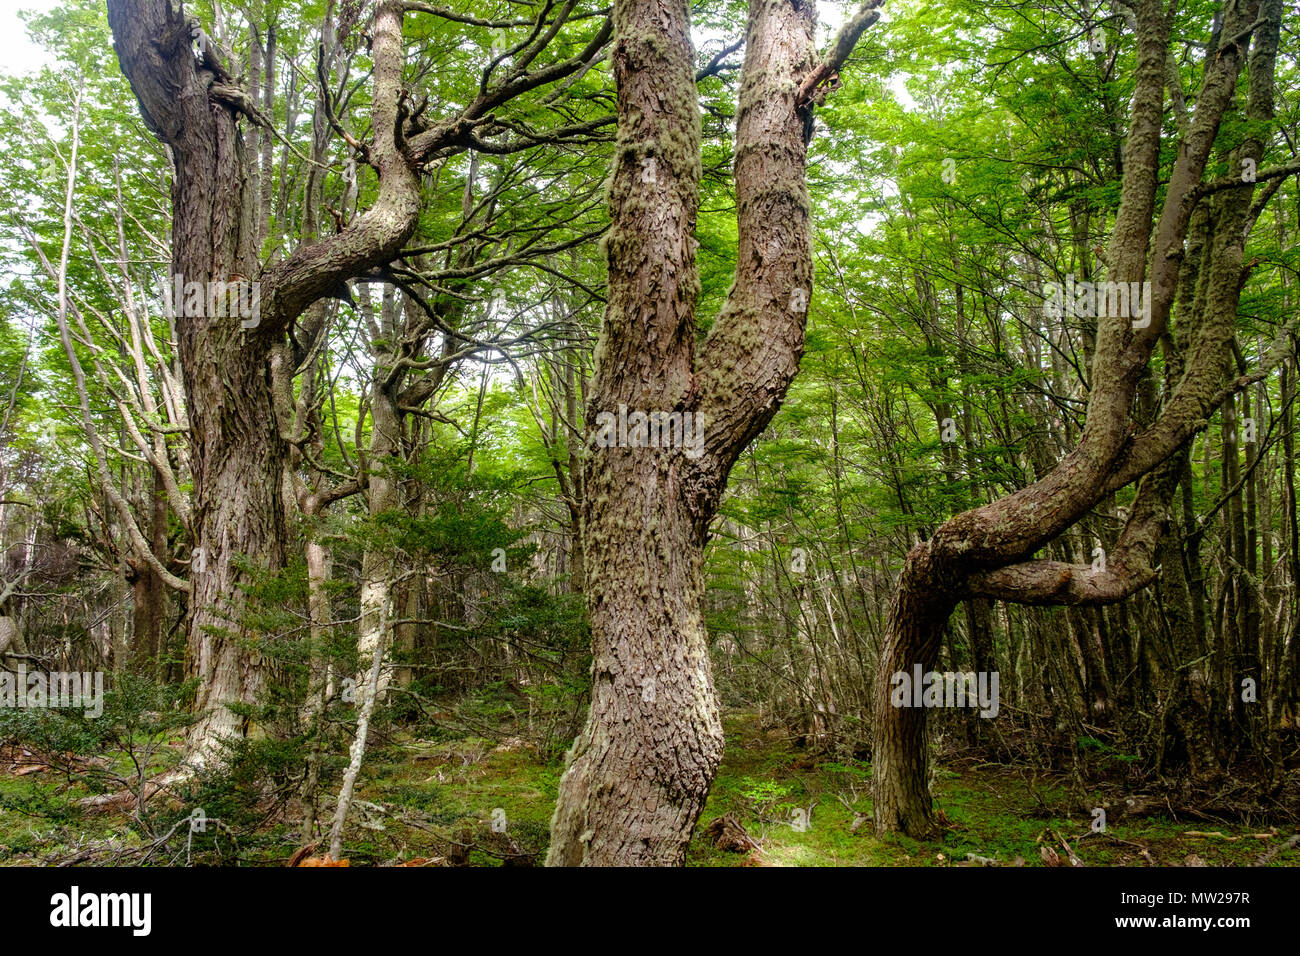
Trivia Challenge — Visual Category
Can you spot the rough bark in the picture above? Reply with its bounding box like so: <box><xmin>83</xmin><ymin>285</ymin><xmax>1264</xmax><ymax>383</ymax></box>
<box><xmin>547</xmin><ymin>0</ymin><xmax>835</xmax><ymax>865</ymax></box>
<box><xmin>108</xmin><ymin>0</ymin><xmax>421</xmax><ymax>762</ymax></box>
<box><xmin>873</xmin><ymin>0</ymin><xmax>1277</xmax><ymax>835</ymax></box>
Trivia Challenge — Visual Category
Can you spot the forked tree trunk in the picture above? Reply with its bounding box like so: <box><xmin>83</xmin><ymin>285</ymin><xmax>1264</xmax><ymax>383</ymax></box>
<box><xmin>546</xmin><ymin>0</ymin><xmax>728</xmax><ymax>866</ymax></box>
<box><xmin>872</xmin><ymin>0</ymin><xmax>1282</xmax><ymax>835</ymax></box>
<box><xmin>109</xmin><ymin>0</ymin><xmax>422</xmax><ymax>764</ymax></box>
<box><xmin>547</xmin><ymin>0</ymin><xmax>868</xmax><ymax>865</ymax></box>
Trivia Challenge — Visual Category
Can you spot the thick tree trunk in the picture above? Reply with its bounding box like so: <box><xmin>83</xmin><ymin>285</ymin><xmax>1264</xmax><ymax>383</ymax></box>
<box><xmin>871</xmin><ymin>546</ymin><xmax>957</xmax><ymax>836</ymax></box>
<box><xmin>176</xmin><ymin>183</ymin><xmax>287</xmax><ymax>756</ymax></box>
<box><xmin>548</xmin><ymin>0</ymin><xmax>829</xmax><ymax>864</ymax></box>
<box><xmin>546</xmin><ymin>0</ymin><xmax>723</xmax><ymax>867</ymax></box>
<box><xmin>109</xmin><ymin>0</ymin><xmax>422</xmax><ymax>764</ymax></box>
<box><xmin>107</xmin><ymin>0</ymin><xmax>288</xmax><ymax>761</ymax></box>
<box><xmin>547</xmin><ymin>474</ymin><xmax>722</xmax><ymax>865</ymax></box>
<box><xmin>185</xmin><ymin>415</ymin><xmax>288</xmax><ymax>755</ymax></box>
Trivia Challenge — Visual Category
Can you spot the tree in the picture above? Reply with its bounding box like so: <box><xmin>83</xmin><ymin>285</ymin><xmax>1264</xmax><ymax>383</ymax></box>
<box><xmin>546</xmin><ymin>0</ymin><xmax>883</xmax><ymax>865</ymax></box>
<box><xmin>106</xmin><ymin>0</ymin><xmax>612</xmax><ymax>762</ymax></box>
<box><xmin>871</xmin><ymin>0</ymin><xmax>1291</xmax><ymax>836</ymax></box>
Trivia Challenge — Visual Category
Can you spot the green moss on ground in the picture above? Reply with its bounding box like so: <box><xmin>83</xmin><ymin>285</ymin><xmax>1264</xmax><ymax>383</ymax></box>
<box><xmin>0</xmin><ymin>712</ymin><xmax>1292</xmax><ymax>866</ymax></box>
<box><xmin>688</xmin><ymin>713</ymin><xmax>1283</xmax><ymax>867</ymax></box>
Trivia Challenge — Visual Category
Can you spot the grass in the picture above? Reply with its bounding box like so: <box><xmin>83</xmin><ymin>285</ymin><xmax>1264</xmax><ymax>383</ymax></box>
<box><xmin>689</xmin><ymin>713</ymin><xmax>1279</xmax><ymax>867</ymax></box>
<box><xmin>0</xmin><ymin>712</ymin><xmax>1293</xmax><ymax>866</ymax></box>
<box><xmin>0</xmin><ymin>767</ymin><xmax>135</xmax><ymax>863</ymax></box>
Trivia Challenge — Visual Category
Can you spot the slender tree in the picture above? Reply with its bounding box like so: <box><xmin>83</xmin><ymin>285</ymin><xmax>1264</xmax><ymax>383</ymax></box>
<box><xmin>871</xmin><ymin>0</ymin><xmax>1290</xmax><ymax>836</ymax></box>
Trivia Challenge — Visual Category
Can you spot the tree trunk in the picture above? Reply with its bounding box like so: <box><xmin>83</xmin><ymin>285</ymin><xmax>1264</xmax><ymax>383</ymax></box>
<box><xmin>872</xmin><ymin>546</ymin><xmax>958</xmax><ymax>835</ymax></box>
<box><xmin>109</xmin><ymin>0</ymin><xmax>423</xmax><ymax>763</ymax></box>
<box><xmin>871</xmin><ymin>0</ymin><xmax>1276</xmax><ymax>836</ymax></box>
<box><xmin>356</xmin><ymin>287</ymin><xmax>403</xmax><ymax>705</ymax></box>
<box><xmin>548</xmin><ymin>0</ymin><xmax>845</xmax><ymax>864</ymax></box>
<box><xmin>547</xmin><ymin>470</ymin><xmax>723</xmax><ymax>865</ymax></box>
<box><xmin>107</xmin><ymin>0</ymin><xmax>285</xmax><ymax>760</ymax></box>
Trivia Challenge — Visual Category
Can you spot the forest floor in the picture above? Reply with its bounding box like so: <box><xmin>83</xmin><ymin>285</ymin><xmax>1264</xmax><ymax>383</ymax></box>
<box><xmin>0</xmin><ymin>711</ymin><xmax>1296</xmax><ymax>866</ymax></box>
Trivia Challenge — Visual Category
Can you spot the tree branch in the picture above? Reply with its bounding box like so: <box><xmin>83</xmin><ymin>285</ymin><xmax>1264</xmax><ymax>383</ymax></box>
<box><xmin>796</xmin><ymin>0</ymin><xmax>883</xmax><ymax>106</ymax></box>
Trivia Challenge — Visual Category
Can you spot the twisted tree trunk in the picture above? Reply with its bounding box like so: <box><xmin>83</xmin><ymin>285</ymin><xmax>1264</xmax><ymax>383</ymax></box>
<box><xmin>548</xmin><ymin>0</ymin><xmax>880</xmax><ymax>865</ymax></box>
<box><xmin>873</xmin><ymin>0</ymin><xmax>1283</xmax><ymax>836</ymax></box>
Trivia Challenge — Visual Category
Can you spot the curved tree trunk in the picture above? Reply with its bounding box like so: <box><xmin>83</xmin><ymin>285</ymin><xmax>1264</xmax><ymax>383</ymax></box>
<box><xmin>872</xmin><ymin>0</ymin><xmax>1282</xmax><ymax>836</ymax></box>
<box><xmin>548</xmin><ymin>0</ymin><xmax>877</xmax><ymax>865</ymax></box>
<box><xmin>109</xmin><ymin>0</ymin><xmax>422</xmax><ymax>764</ymax></box>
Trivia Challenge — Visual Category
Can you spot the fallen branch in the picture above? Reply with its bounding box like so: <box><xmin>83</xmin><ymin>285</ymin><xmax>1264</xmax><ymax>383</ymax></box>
<box><xmin>1252</xmin><ymin>833</ymin><xmax>1300</xmax><ymax>867</ymax></box>
<box><xmin>1183</xmin><ymin>830</ymin><xmax>1239</xmax><ymax>840</ymax></box>
<box><xmin>1050</xmin><ymin>828</ymin><xmax>1086</xmax><ymax>866</ymax></box>
<box><xmin>704</xmin><ymin>813</ymin><xmax>762</xmax><ymax>853</ymax></box>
